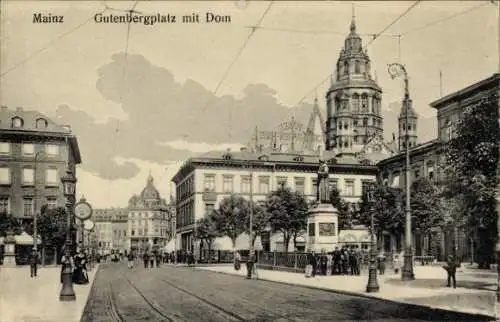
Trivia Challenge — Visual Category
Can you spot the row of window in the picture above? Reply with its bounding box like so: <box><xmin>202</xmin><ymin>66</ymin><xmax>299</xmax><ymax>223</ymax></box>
<box><xmin>338</xmin><ymin>60</ymin><xmax>369</xmax><ymax>76</ymax></box>
<box><xmin>177</xmin><ymin>200</ymin><xmax>195</xmax><ymax>228</ymax></box>
<box><xmin>332</xmin><ymin>96</ymin><xmax>381</xmax><ymax>115</ymax></box>
<box><xmin>177</xmin><ymin>176</ymin><xmax>195</xmax><ymax>201</ymax></box>
<box><xmin>130</xmin><ymin>227</ymin><xmax>168</xmax><ymax>236</ymax></box>
<box><xmin>333</xmin><ymin>117</ymin><xmax>383</xmax><ymax>129</ymax></box>
<box><xmin>0</xmin><ymin>196</ymin><xmax>57</xmax><ymax>215</ymax></box>
<box><xmin>10</xmin><ymin>116</ymin><xmax>49</xmax><ymax>129</ymax></box>
<box><xmin>0</xmin><ymin>142</ymin><xmax>60</xmax><ymax>156</ymax></box>
<box><xmin>202</xmin><ymin>174</ymin><xmax>364</xmax><ymax>197</ymax></box>
<box><xmin>0</xmin><ymin>167</ymin><xmax>59</xmax><ymax>186</ymax></box>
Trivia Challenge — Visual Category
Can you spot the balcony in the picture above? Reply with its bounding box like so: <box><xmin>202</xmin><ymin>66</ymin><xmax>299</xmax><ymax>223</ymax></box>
<box><xmin>202</xmin><ymin>190</ymin><xmax>216</xmax><ymax>201</ymax></box>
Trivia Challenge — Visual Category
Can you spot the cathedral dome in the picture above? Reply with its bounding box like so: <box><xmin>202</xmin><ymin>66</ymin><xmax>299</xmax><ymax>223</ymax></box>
<box><xmin>140</xmin><ymin>174</ymin><xmax>160</xmax><ymax>200</ymax></box>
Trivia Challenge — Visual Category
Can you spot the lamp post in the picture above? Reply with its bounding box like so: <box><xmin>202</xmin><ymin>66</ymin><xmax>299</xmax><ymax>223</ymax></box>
<box><xmin>366</xmin><ymin>183</ymin><xmax>379</xmax><ymax>293</ymax></box>
<box><xmin>59</xmin><ymin>167</ymin><xmax>77</xmax><ymax>301</ymax></box>
<box><xmin>33</xmin><ymin>151</ymin><xmax>45</xmax><ymax>253</ymax></box>
<box><xmin>388</xmin><ymin>63</ymin><xmax>415</xmax><ymax>281</ymax></box>
<box><xmin>246</xmin><ymin>161</ymin><xmax>255</xmax><ymax>279</ymax></box>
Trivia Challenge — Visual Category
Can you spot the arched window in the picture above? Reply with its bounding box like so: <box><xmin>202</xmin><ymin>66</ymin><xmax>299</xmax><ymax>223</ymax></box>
<box><xmin>36</xmin><ymin>118</ymin><xmax>48</xmax><ymax>129</ymax></box>
<box><xmin>11</xmin><ymin>117</ymin><xmax>23</xmax><ymax>128</ymax></box>
<box><xmin>344</xmin><ymin>61</ymin><xmax>349</xmax><ymax>75</ymax></box>
<box><xmin>361</xmin><ymin>94</ymin><xmax>368</xmax><ymax>112</ymax></box>
<box><xmin>371</xmin><ymin>98</ymin><xmax>376</xmax><ymax>113</ymax></box>
<box><xmin>352</xmin><ymin>93</ymin><xmax>360</xmax><ymax>112</ymax></box>
<box><xmin>335</xmin><ymin>96</ymin><xmax>341</xmax><ymax>113</ymax></box>
<box><xmin>344</xmin><ymin>122</ymin><xmax>348</xmax><ymax>130</ymax></box>
<box><xmin>344</xmin><ymin>141</ymin><xmax>349</xmax><ymax>148</ymax></box>
<box><xmin>355</xmin><ymin>61</ymin><xmax>360</xmax><ymax>73</ymax></box>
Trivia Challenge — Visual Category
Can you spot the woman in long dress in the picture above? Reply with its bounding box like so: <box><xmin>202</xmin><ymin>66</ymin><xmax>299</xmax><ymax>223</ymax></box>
<box><xmin>73</xmin><ymin>250</ymin><xmax>89</xmax><ymax>284</ymax></box>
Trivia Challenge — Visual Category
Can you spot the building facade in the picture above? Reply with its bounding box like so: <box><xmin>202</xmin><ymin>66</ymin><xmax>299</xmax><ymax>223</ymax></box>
<box><xmin>93</xmin><ymin>208</ymin><xmax>128</xmax><ymax>254</ymax></box>
<box><xmin>128</xmin><ymin>174</ymin><xmax>171</xmax><ymax>254</ymax></box>
<box><xmin>325</xmin><ymin>18</ymin><xmax>384</xmax><ymax>153</ymax></box>
<box><xmin>171</xmin><ymin>149</ymin><xmax>378</xmax><ymax>256</ymax></box>
<box><xmin>0</xmin><ymin>106</ymin><xmax>81</xmax><ymax>226</ymax></box>
<box><xmin>378</xmin><ymin>73</ymin><xmax>499</xmax><ymax>260</ymax></box>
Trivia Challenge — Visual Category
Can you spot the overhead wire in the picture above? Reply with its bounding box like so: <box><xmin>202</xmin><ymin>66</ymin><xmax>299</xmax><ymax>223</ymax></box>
<box><xmin>294</xmin><ymin>1</ymin><xmax>420</xmax><ymax>107</ymax></box>
<box><xmin>400</xmin><ymin>2</ymin><xmax>491</xmax><ymax>36</ymax></box>
<box><xmin>247</xmin><ymin>25</ymin><xmax>400</xmax><ymax>38</ymax></box>
<box><xmin>213</xmin><ymin>1</ymin><xmax>274</xmax><ymax>95</ymax></box>
<box><xmin>210</xmin><ymin>1</ymin><xmax>273</xmax><ymax>143</ymax></box>
<box><xmin>0</xmin><ymin>6</ymin><xmax>108</xmax><ymax>78</ymax></box>
<box><xmin>106</xmin><ymin>0</ymin><xmax>139</xmax><ymax>204</ymax></box>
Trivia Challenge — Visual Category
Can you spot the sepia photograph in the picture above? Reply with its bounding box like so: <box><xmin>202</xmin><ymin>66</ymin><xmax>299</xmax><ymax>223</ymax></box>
<box><xmin>0</xmin><ymin>0</ymin><xmax>499</xmax><ymax>321</ymax></box>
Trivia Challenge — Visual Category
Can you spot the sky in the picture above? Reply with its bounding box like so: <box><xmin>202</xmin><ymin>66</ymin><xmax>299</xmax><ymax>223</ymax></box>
<box><xmin>0</xmin><ymin>1</ymin><xmax>498</xmax><ymax>208</ymax></box>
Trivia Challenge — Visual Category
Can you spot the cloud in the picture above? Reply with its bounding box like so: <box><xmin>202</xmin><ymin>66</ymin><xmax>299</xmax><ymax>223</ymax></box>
<box><xmin>55</xmin><ymin>53</ymin><xmax>314</xmax><ymax>179</ymax></box>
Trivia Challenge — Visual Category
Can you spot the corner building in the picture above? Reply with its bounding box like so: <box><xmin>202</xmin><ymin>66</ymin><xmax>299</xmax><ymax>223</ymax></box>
<box><xmin>0</xmin><ymin>106</ymin><xmax>81</xmax><ymax>225</ymax></box>
<box><xmin>171</xmin><ymin>149</ymin><xmax>377</xmax><ymax>258</ymax></box>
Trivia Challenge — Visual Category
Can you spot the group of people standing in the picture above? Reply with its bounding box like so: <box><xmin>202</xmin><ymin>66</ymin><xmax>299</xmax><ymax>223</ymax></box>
<box><xmin>59</xmin><ymin>247</ymin><xmax>90</xmax><ymax>285</ymax></box>
<box><xmin>307</xmin><ymin>246</ymin><xmax>365</xmax><ymax>277</ymax></box>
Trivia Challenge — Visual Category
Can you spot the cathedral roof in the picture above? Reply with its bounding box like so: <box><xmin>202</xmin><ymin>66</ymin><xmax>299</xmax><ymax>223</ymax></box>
<box><xmin>306</xmin><ymin>98</ymin><xmax>326</xmax><ymax>135</ymax></box>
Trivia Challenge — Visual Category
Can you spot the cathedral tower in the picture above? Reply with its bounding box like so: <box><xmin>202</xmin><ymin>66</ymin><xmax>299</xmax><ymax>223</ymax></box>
<box><xmin>397</xmin><ymin>99</ymin><xmax>418</xmax><ymax>151</ymax></box>
<box><xmin>325</xmin><ymin>15</ymin><xmax>383</xmax><ymax>154</ymax></box>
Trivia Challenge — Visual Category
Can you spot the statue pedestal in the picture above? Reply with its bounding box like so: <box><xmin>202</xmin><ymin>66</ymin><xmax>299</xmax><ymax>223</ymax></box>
<box><xmin>306</xmin><ymin>203</ymin><xmax>339</xmax><ymax>252</ymax></box>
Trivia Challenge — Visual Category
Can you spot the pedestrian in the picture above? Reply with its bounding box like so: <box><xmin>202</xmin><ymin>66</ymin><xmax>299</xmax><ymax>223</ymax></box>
<box><xmin>149</xmin><ymin>252</ymin><xmax>155</xmax><ymax>268</ymax></box>
<box><xmin>333</xmin><ymin>247</ymin><xmax>341</xmax><ymax>275</ymax></box>
<box><xmin>127</xmin><ymin>251</ymin><xmax>135</xmax><ymax>269</ymax></box>
<box><xmin>355</xmin><ymin>246</ymin><xmax>362</xmax><ymax>275</ymax></box>
<box><xmin>143</xmin><ymin>252</ymin><xmax>149</xmax><ymax>268</ymax></box>
<box><xmin>319</xmin><ymin>249</ymin><xmax>327</xmax><ymax>275</ymax></box>
<box><xmin>307</xmin><ymin>250</ymin><xmax>317</xmax><ymax>277</ymax></box>
<box><xmin>349</xmin><ymin>248</ymin><xmax>357</xmax><ymax>276</ymax></box>
<box><xmin>444</xmin><ymin>254</ymin><xmax>459</xmax><ymax>288</ymax></box>
<box><xmin>393</xmin><ymin>253</ymin><xmax>401</xmax><ymax>274</ymax></box>
<box><xmin>29</xmin><ymin>248</ymin><xmax>39</xmax><ymax>278</ymax></box>
<box><xmin>341</xmin><ymin>248</ymin><xmax>349</xmax><ymax>275</ymax></box>
<box><xmin>377</xmin><ymin>251</ymin><xmax>386</xmax><ymax>275</ymax></box>
<box><xmin>156</xmin><ymin>252</ymin><xmax>162</xmax><ymax>268</ymax></box>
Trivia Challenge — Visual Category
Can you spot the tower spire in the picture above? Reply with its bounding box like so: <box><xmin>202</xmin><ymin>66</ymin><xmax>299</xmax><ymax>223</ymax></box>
<box><xmin>350</xmin><ymin>3</ymin><xmax>356</xmax><ymax>33</ymax></box>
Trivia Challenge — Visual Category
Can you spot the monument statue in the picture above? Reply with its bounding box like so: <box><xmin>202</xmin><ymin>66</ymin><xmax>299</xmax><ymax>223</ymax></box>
<box><xmin>317</xmin><ymin>159</ymin><xmax>330</xmax><ymax>204</ymax></box>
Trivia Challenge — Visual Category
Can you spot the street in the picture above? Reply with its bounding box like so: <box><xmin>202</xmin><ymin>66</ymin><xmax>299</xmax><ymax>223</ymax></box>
<box><xmin>80</xmin><ymin>263</ymin><xmax>494</xmax><ymax>321</ymax></box>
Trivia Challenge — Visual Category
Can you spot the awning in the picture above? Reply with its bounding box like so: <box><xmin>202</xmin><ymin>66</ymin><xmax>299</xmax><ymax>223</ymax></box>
<box><xmin>0</xmin><ymin>232</ymin><xmax>42</xmax><ymax>245</ymax></box>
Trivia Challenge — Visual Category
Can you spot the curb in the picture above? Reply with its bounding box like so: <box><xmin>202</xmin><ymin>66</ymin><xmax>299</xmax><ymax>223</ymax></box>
<box><xmin>196</xmin><ymin>267</ymin><xmax>497</xmax><ymax>321</ymax></box>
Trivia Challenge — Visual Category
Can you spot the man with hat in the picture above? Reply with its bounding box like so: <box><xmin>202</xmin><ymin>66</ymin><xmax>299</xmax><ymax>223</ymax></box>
<box><xmin>29</xmin><ymin>248</ymin><xmax>39</xmax><ymax>278</ymax></box>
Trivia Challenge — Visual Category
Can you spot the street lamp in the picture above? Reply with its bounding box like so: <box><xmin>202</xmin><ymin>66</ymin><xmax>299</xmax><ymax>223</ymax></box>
<box><xmin>246</xmin><ymin>161</ymin><xmax>255</xmax><ymax>279</ymax></box>
<box><xmin>59</xmin><ymin>167</ymin><xmax>77</xmax><ymax>302</ymax></box>
<box><xmin>366</xmin><ymin>183</ymin><xmax>379</xmax><ymax>293</ymax></box>
<box><xmin>33</xmin><ymin>151</ymin><xmax>46</xmax><ymax>253</ymax></box>
<box><xmin>388</xmin><ymin>63</ymin><xmax>415</xmax><ymax>281</ymax></box>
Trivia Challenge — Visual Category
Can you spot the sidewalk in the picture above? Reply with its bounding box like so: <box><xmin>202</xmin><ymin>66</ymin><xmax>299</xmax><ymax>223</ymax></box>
<box><xmin>0</xmin><ymin>264</ymin><xmax>99</xmax><ymax>322</ymax></box>
<box><xmin>197</xmin><ymin>264</ymin><xmax>498</xmax><ymax>319</ymax></box>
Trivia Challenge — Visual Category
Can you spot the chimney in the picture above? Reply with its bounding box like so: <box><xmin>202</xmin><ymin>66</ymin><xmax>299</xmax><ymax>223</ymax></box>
<box><xmin>62</xmin><ymin>125</ymin><xmax>72</xmax><ymax>133</ymax></box>
<box><xmin>15</xmin><ymin>107</ymin><xmax>23</xmax><ymax>112</ymax></box>
<box><xmin>240</xmin><ymin>147</ymin><xmax>247</xmax><ymax>152</ymax></box>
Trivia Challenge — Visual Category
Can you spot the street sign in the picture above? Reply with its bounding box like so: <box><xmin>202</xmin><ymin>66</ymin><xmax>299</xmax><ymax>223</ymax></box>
<box><xmin>74</xmin><ymin>199</ymin><xmax>92</xmax><ymax>221</ymax></box>
<box><xmin>83</xmin><ymin>219</ymin><xmax>95</xmax><ymax>231</ymax></box>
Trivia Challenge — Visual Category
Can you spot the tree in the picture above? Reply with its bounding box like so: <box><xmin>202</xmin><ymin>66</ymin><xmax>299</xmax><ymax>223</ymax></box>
<box><xmin>37</xmin><ymin>206</ymin><xmax>67</xmax><ymax>249</ymax></box>
<box><xmin>443</xmin><ymin>91</ymin><xmax>499</xmax><ymax>268</ymax></box>
<box><xmin>195</xmin><ymin>213</ymin><xmax>218</xmax><ymax>261</ymax></box>
<box><xmin>265</xmin><ymin>185</ymin><xmax>309</xmax><ymax>251</ymax></box>
<box><xmin>410</xmin><ymin>177</ymin><xmax>445</xmax><ymax>255</ymax></box>
<box><xmin>358</xmin><ymin>183</ymin><xmax>404</xmax><ymax>247</ymax></box>
<box><xmin>244</xmin><ymin>201</ymin><xmax>271</xmax><ymax>249</ymax></box>
<box><xmin>0</xmin><ymin>211</ymin><xmax>22</xmax><ymax>237</ymax></box>
<box><xmin>330</xmin><ymin>187</ymin><xmax>357</xmax><ymax>230</ymax></box>
<box><xmin>211</xmin><ymin>194</ymin><xmax>249</xmax><ymax>250</ymax></box>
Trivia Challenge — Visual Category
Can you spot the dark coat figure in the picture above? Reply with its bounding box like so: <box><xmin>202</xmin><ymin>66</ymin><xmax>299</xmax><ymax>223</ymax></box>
<box><xmin>355</xmin><ymin>249</ymin><xmax>362</xmax><ymax>275</ymax></box>
<box><xmin>143</xmin><ymin>253</ymin><xmax>149</xmax><ymax>268</ymax></box>
<box><xmin>377</xmin><ymin>254</ymin><xmax>386</xmax><ymax>275</ymax></box>
<box><xmin>187</xmin><ymin>251</ymin><xmax>195</xmax><ymax>266</ymax></box>
<box><xmin>150</xmin><ymin>252</ymin><xmax>155</xmax><ymax>268</ymax></box>
<box><xmin>341</xmin><ymin>249</ymin><xmax>349</xmax><ymax>275</ymax></box>
<box><xmin>307</xmin><ymin>252</ymin><xmax>317</xmax><ymax>277</ymax></box>
<box><xmin>73</xmin><ymin>252</ymin><xmax>89</xmax><ymax>284</ymax></box>
<box><xmin>349</xmin><ymin>249</ymin><xmax>358</xmax><ymax>275</ymax></box>
<box><xmin>29</xmin><ymin>249</ymin><xmax>39</xmax><ymax>278</ymax></box>
<box><xmin>156</xmin><ymin>254</ymin><xmax>162</xmax><ymax>267</ymax></box>
<box><xmin>319</xmin><ymin>254</ymin><xmax>328</xmax><ymax>275</ymax></box>
<box><xmin>444</xmin><ymin>255</ymin><xmax>459</xmax><ymax>288</ymax></box>
<box><xmin>333</xmin><ymin>248</ymin><xmax>342</xmax><ymax>275</ymax></box>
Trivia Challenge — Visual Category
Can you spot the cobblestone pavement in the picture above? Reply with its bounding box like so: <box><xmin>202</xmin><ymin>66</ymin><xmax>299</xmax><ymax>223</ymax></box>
<box><xmin>80</xmin><ymin>262</ymin><xmax>495</xmax><ymax>322</ymax></box>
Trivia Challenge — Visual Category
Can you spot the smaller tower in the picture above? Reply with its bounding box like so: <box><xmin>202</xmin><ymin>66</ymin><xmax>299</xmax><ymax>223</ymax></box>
<box><xmin>398</xmin><ymin>99</ymin><xmax>418</xmax><ymax>151</ymax></box>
